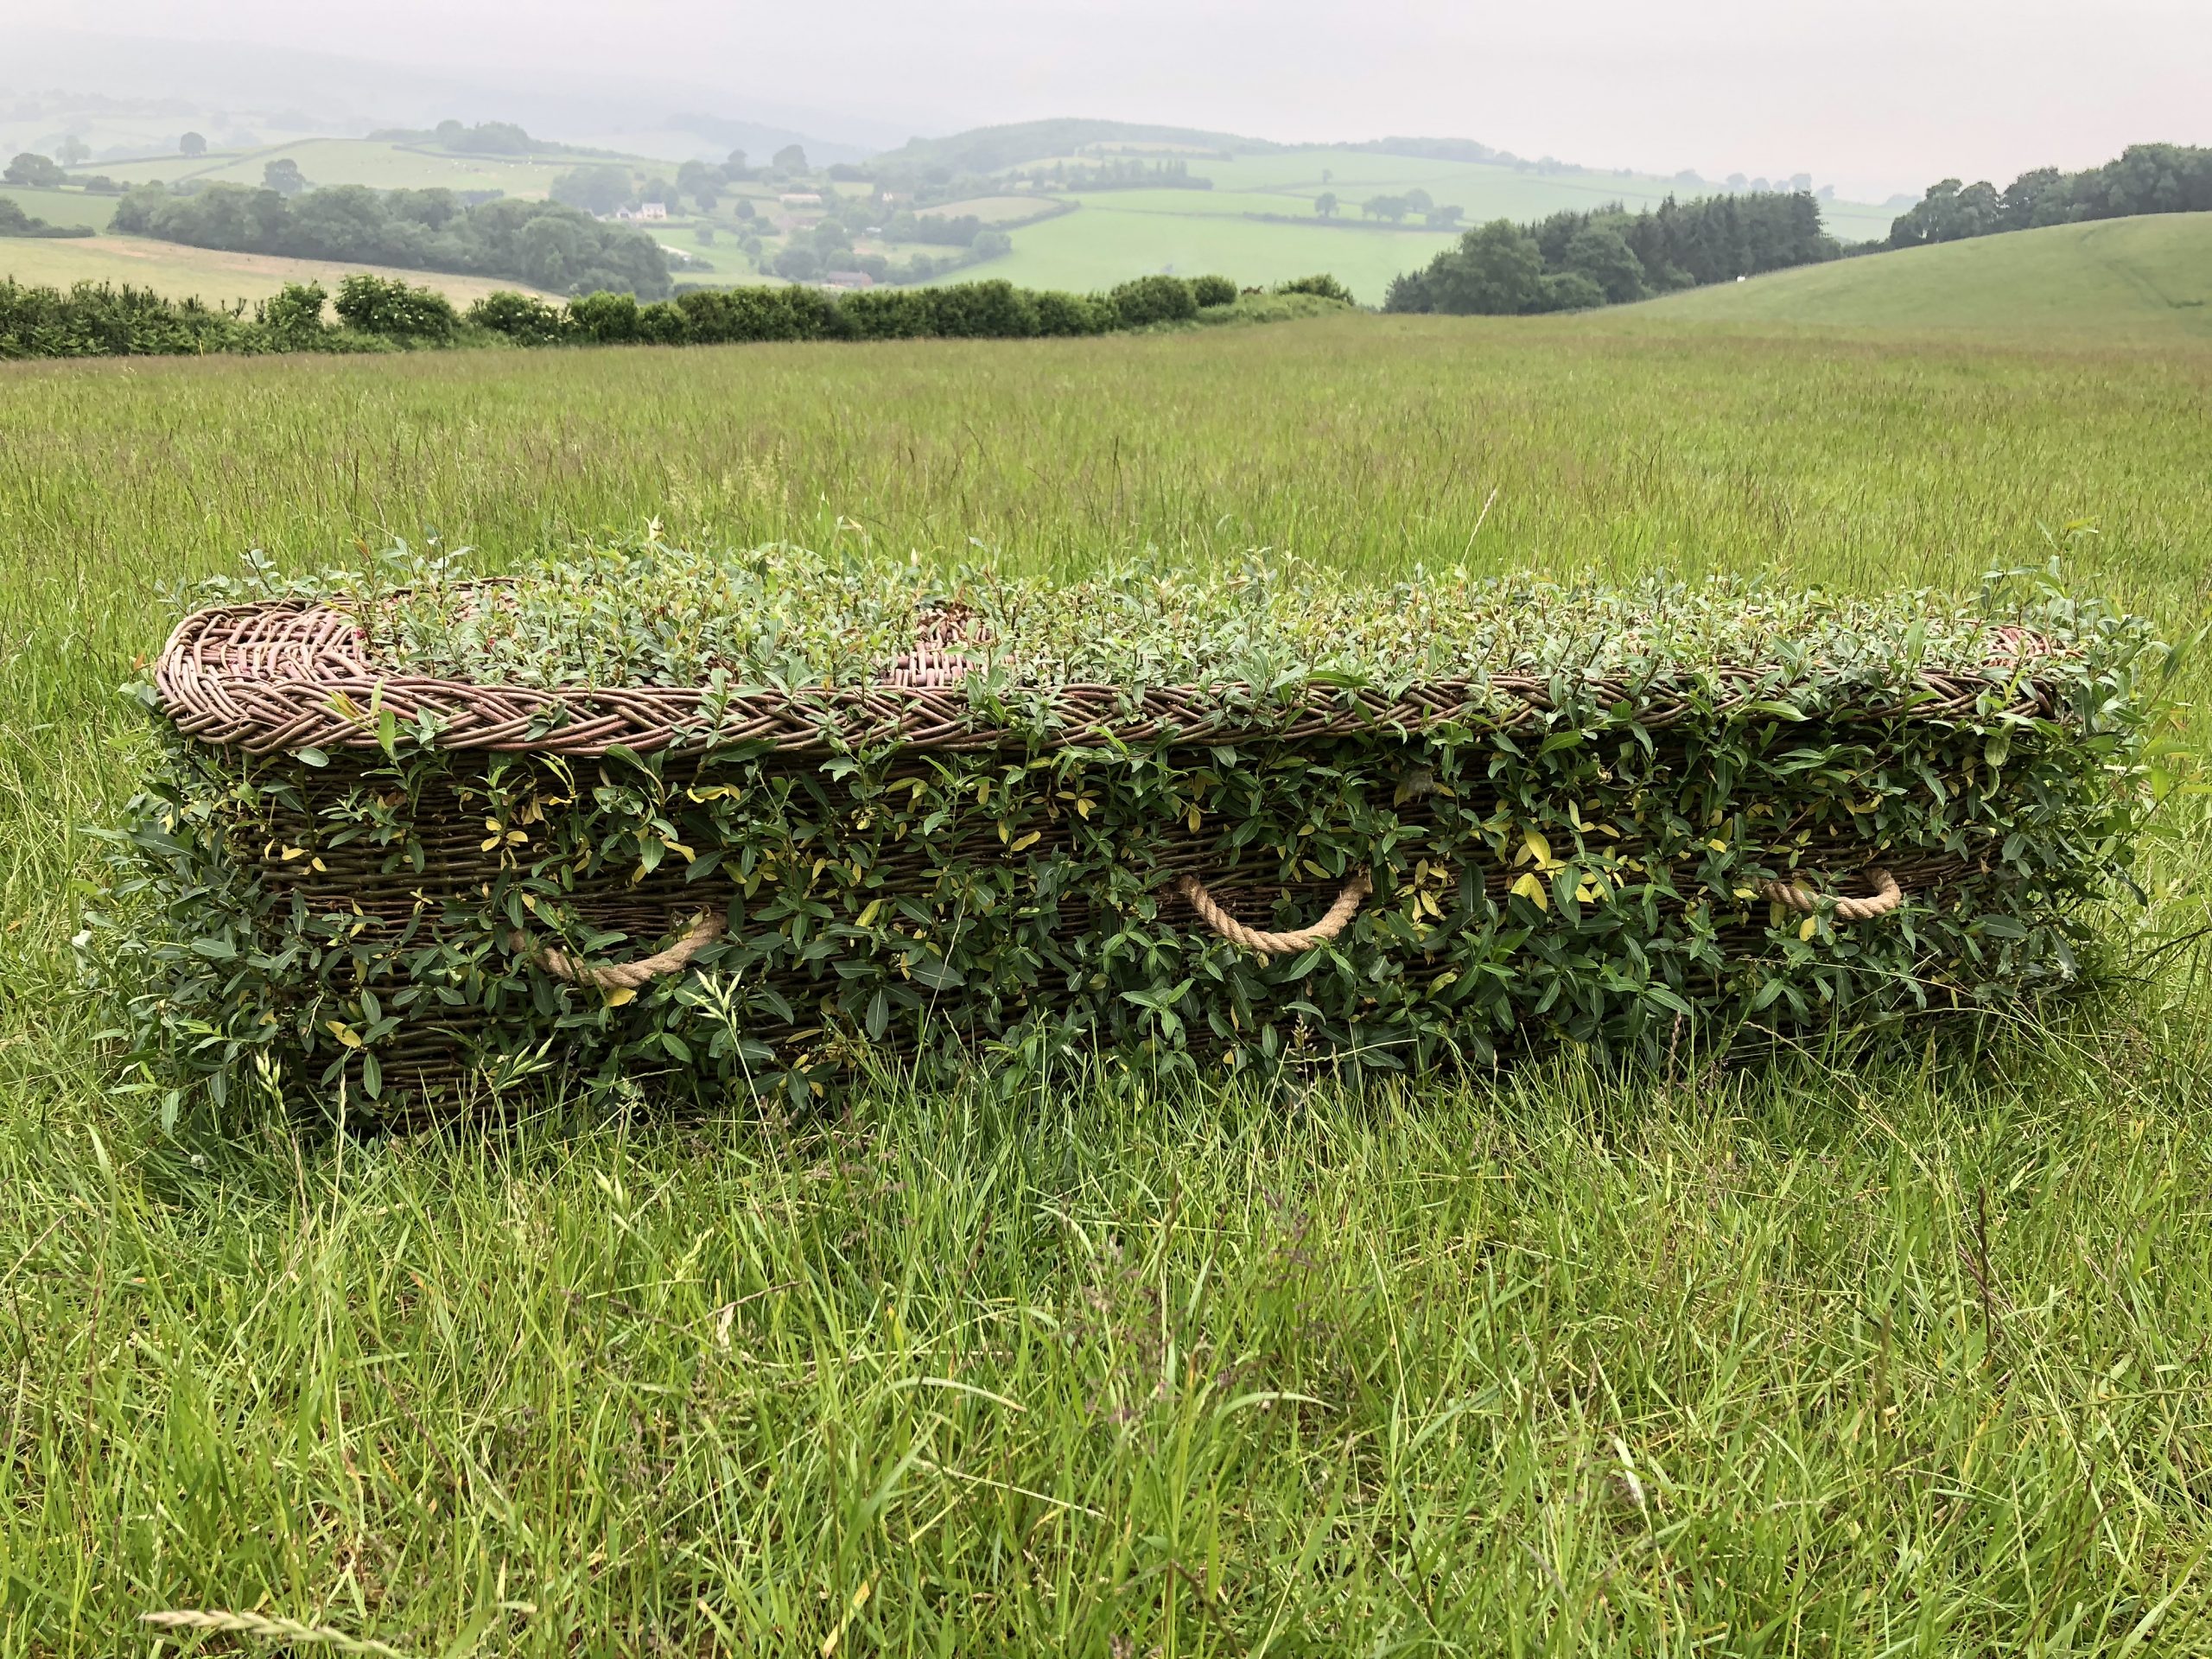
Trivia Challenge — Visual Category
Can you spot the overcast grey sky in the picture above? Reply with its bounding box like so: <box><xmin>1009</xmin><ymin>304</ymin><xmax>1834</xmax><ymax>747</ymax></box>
<box><xmin>12</xmin><ymin>0</ymin><xmax>2208</xmax><ymax>198</ymax></box>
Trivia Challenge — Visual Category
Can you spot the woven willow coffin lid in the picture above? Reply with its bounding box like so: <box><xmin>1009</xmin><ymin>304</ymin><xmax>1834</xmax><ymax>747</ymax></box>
<box><xmin>154</xmin><ymin>597</ymin><xmax>2067</xmax><ymax>760</ymax></box>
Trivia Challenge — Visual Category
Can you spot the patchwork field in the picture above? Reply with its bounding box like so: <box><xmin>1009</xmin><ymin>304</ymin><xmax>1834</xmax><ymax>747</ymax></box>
<box><xmin>25</xmin><ymin>130</ymin><xmax>1901</xmax><ymax>297</ymax></box>
<box><xmin>89</xmin><ymin>137</ymin><xmax>586</xmax><ymax>199</ymax></box>
<box><xmin>1640</xmin><ymin>212</ymin><xmax>2212</xmax><ymax>340</ymax></box>
<box><xmin>2</xmin><ymin>313</ymin><xmax>2208</xmax><ymax>1652</ymax></box>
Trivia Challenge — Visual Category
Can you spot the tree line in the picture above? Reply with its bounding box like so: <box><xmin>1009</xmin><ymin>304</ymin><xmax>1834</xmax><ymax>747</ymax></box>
<box><xmin>0</xmin><ymin>270</ymin><xmax>1351</xmax><ymax>359</ymax></box>
<box><xmin>1383</xmin><ymin>191</ymin><xmax>1837</xmax><ymax>315</ymax></box>
<box><xmin>1889</xmin><ymin>143</ymin><xmax>2212</xmax><ymax>248</ymax></box>
<box><xmin>110</xmin><ymin>182</ymin><xmax>673</xmax><ymax>298</ymax></box>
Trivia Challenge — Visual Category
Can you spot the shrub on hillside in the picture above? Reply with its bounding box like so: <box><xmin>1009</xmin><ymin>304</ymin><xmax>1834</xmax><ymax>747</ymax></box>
<box><xmin>923</xmin><ymin>280</ymin><xmax>1040</xmax><ymax>338</ymax></box>
<box><xmin>1191</xmin><ymin>273</ymin><xmax>1238</xmax><ymax>307</ymax></box>
<box><xmin>1274</xmin><ymin>273</ymin><xmax>1354</xmax><ymax>303</ymax></box>
<box><xmin>334</xmin><ymin>274</ymin><xmax>458</xmax><ymax>342</ymax></box>
<box><xmin>1540</xmin><ymin>270</ymin><xmax>1607</xmax><ymax>312</ymax></box>
<box><xmin>564</xmin><ymin>289</ymin><xmax>641</xmax><ymax>344</ymax></box>
<box><xmin>636</xmin><ymin>300</ymin><xmax>691</xmax><ymax>345</ymax></box>
<box><xmin>467</xmin><ymin>289</ymin><xmax>568</xmax><ymax>345</ymax></box>
<box><xmin>1109</xmin><ymin>274</ymin><xmax>1198</xmax><ymax>327</ymax></box>
<box><xmin>1032</xmin><ymin>289</ymin><xmax>1111</xmax><ymax>335</ymax></box>
<box><xmin>255</xmin><ymin>282</ymin><xmax>328</xmax><ymax>350</ymax></box>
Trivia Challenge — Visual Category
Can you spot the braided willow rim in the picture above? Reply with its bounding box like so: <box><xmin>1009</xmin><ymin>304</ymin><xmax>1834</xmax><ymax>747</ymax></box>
<box><xmin>155</xmin><ymin>600</ymin><xmax>2068</xmax><ymax>760</ymax></box>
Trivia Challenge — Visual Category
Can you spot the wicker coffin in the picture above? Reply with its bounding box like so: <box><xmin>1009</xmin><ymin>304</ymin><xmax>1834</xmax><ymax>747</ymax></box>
<box><xmin>145</xmin><ymin>588</ymin><xmax>2094</xmax><ymax>1116</ymax></box>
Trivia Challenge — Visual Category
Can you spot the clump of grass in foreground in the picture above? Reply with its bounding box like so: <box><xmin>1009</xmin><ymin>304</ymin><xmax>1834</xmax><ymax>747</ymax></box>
<box><xmin>3</xmin><ymin>1027</ymin><xmax>2211</xmax><ymax>1653</ymax></box>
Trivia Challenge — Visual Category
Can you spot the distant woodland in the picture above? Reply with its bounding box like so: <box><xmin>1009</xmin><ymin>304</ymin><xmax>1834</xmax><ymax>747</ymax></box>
<box><xmin>1888</xmin><ymin>143</ymin><xmax>2212</xmax><ymax>247</ymax></box>
<box><xmin>1384</xmin><ymin>192</ymin><xmax>1834</xmax><ymax>315</ymax></box>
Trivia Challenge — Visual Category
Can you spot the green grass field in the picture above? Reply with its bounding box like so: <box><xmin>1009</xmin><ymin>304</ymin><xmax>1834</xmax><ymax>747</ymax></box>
<box><xmin>1638</xmin><ymin>213</ymin><xmax>2212</xmax><ymax>340</ymax></box>
<box><xmin>0</xmin><ymin>186</ymin><xmax>117</xmax><ymax>232</ymax></box>
<box><xmin>3</xmin><ymin>314</ymin><xmax>2209</xmax><ymax>1653</ymax></box>
<box><xmin>951</xmin><ymin>203</ymin><xmax>1454</xmax><ymax>302</ymax></box>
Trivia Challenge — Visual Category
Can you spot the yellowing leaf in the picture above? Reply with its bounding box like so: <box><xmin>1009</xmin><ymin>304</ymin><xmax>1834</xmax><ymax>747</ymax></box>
<box><xmin>1799</xmin><ymin>915</ymin><xmax>1818</xmax><ymax>942</ymax></box>
<box><xmin>1521</xmin><ymin>829</ymin><xmax>1553</xmax><ymax>869</ymax></box>
<box><xmin>604</xmin><ymin>986</ymin><xmax>637</xmax><ymax>1007</ymax></box>
<box><xmin>1186</xmin><ymin>803</ymin><xmax>1203</xmax><ymax>833</ymax></box>
<box><xmin>1510</xmin><ymin>871</ymin><xmax>1549</xmax><ymax>911</ymax></box>
<box><xmin>856</xmin><ymin>898</ymin><xmax>883</xmax><ymax>927</ymax></box>
<box><xmin>1707</xmin><ymin>837</ymin><xmax>1730</xmax><ymax>852</ymax></box>
<box><xmin>326</xmin><ymin>1021</ymin><xmax>363</xmax><ymax>1048</ymax></box>
<box><xmin>1009</xmin><ymin>830</ymin><xmax>1042</xmax><ymax>852</ymax></box>
<box><xmin>1075</xmin><ymin>797</ymin><xmax>1093</xmax><ymax>818</ymax></box>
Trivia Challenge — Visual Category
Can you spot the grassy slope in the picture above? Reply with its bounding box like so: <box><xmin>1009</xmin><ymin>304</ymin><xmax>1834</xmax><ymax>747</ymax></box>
<box><xmin>1637</xmin><ymin>213</ymin><xmax>2212</xmax><ymax>339</ymax></box>
<box><xmin>2</xmin><ymin>317</ymin><xmax>2208</xmax><ymax>1652</ymax></box>
<box><xmin>0</xmin><ymin>233</ymin><xmax>556</xmax><ymax>306</ymax></box>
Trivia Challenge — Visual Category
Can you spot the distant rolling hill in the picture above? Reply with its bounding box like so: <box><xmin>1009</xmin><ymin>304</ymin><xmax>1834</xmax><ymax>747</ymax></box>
<box><xmin>1634</xmin><ymin>213</ymin><xmax>2212</xmax><ymax>340</ymax></box>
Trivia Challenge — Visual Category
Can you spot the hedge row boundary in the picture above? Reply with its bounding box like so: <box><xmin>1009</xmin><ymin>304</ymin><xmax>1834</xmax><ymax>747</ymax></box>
<box><xmin>0</xmin><ymin>271</ymin><xmax>1356</xmax><ymax>360</ymax></box>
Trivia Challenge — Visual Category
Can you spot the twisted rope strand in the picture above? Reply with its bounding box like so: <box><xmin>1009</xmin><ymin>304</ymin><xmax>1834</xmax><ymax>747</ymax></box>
<box><xmin>1178</xmin><ymin>873</ymin><xmax>1372</xmax><ymax>956</ymax></box>
<box><xmin>510</xmin><ymin>909</ymin><xmax>724</xmax><ymax>990</ymax></box>
<box><xmin>1758</xmin><ymin>868</ymin><xmax>1904</xmax><ymax>923</ymax></box>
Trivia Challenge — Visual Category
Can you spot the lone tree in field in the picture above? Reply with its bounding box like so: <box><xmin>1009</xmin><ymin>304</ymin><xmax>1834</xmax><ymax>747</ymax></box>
<box><xmin>56</xmin><ymin>135</ymin><xmax>90</xmax><ymax>167</ymax></box>
<box><xmin>263</xmin><ymin>157</ymin><xmax>308</xmax><ymax>198</ymax></box>
<box><xmin>179</xmin><ymin>131</ymin><xmax>207</xmax><ymax>157</ymax></box>
<box><xmin>1315</xmin><ymin>191</ymin><xmax>1338</xmax><ymax>219</ymax></box>
<box><xmin>3</xmin><ymin>151</ymin><xmax>67</xmax><ymax>188</ymax></box>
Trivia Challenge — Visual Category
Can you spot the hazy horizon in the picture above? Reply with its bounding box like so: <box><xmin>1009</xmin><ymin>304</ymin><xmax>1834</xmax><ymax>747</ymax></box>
<box><xmin>3</xmin><ymin>1</ymin><xmax>2207</xmax><ymax>200</ymax></box>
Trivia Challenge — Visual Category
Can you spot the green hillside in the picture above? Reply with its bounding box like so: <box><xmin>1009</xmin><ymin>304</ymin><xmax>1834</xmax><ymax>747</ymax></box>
<box><xmin>1635</xmin><ymin>213</ymin><xmax>2212</xmax><ymax>338</ymax></box>
<box><xmin>939</xmin><ymin>149</ymin><xmax>1891</xmax><ymax>303</ymax></box>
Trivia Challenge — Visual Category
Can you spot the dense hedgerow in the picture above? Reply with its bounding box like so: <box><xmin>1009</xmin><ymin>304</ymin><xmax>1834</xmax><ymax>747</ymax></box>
<box><xmin>92</xmin><ymin>542</ymin><xmax>2162</xmax><ymax>1120</ymax></box>
<box><xmin>1</xmin><ymin>271</ymin><xmax>1341</xmax><ymax>360</ymax></box>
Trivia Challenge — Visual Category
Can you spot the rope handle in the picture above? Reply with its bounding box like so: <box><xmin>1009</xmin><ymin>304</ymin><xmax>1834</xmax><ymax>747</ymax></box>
<box><xmin>509</xmin><ymin>908</ymin><xmax>724</xmax><ymax>990</ymax></box>
<box><xmin>1757</xmin><ymin>868</ymin><xmax>1904</xmax><ymax>923</ymax></box>
<box><xmin>1177</xmin><ymin>872</ymin><xmax>1372</xmax><ymax>956</ymax></box>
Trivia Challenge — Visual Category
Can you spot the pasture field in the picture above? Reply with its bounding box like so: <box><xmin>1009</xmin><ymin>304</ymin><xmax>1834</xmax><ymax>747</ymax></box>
<box><xmin>2</xmin><ymin>314</ymin><xmax>2209</xmax><ymax>1654</ymax></box>
<box><xmin>89</xmin><ymin>137</ymin><xmax>588</xmax><ymax>200</ymax></box>
<box><xmin>1638</xmin><ymin>213</ymin><xmax>2212</xmax><ymax>341</ymax></box>
<box><xmin>0</xmin><ymin>234</ymin><xmax>559</xmax><ymax>308</ymax></box>
<box><xmin>0</xmin><ymin>186</ymin><xmax>117</xmax><ymax>232</ymax></box>
<box><xmin>954</xmin><ymin>205</ymin><xmax>1456</xmax><ymax>301</ymax></box>
<box><xmin>915</xmin><ymin>194</ymin><xmax>1061</xmax><ymax>225</ymax></box>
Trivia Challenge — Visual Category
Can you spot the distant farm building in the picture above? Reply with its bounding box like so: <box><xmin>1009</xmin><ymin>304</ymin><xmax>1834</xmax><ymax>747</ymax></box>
<box><xmin>779</xmin><ymin>192</ymin><xmax>823</xmax><ymax>207</ymax></box>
